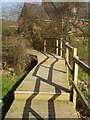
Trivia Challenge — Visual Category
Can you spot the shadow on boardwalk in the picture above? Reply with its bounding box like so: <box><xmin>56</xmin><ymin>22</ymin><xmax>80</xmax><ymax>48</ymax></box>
<box><xmin>22</xmin><ymin>52</ymin><xmax>70</xmax><ymax>119</ymax></box>
<box><xmin>2</xmin><ymin>57</ymin><xmax>37</xmax><ymax>120</ymax></box>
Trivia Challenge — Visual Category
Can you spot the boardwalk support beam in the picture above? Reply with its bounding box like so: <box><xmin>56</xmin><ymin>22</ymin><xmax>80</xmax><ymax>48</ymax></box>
<box><xmin>56</xmin><ymin>39</ymin><xmax>59</xmax><ymax>55</ymax></box>
<box><xmin>66</xmin><ymin>42</ymin><xmax>69</xmax><ymax>80</ymax></box>
<box><xmin>44</xmin><ymin>39</ymin><xmax>46</xmax><ymax>52</ymax></box>
<box><xmin>60</xmin><ymin>40</ymin><xmax>62</xmax><ymax>57</ymax></box>
<box><xmin>73</xmin><ymin>48</ymin><xmax>78</xmax><ymax>108</ymax></box>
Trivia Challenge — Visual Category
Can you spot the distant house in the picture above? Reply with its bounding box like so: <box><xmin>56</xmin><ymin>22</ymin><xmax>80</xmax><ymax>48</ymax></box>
<box><xmin>20</xmin><ymin>2</ymin><xmax>50</xmax><ymax>21</ymax></box>
<box><xmin>18</xmin><ymin>2</ymin><xmax>64</xmax><ymax>38</ymax></box>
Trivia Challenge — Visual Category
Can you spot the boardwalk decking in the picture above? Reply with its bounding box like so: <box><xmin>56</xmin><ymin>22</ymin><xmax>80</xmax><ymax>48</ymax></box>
<box><xmin>5</xmin><ymin>50</ymin><xmax>80</xmax><ymax>119</ymax></box>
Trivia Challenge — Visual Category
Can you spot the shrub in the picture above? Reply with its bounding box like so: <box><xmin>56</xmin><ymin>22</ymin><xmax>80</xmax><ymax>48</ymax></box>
<box><xmin>2</xmin><ymin>36</ymin><xmax>29</xmax><ymax>74</ymax></box>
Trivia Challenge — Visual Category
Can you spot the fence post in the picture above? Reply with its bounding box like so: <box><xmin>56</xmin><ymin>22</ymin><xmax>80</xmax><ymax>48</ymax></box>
<box><xmin>56</xmin><ymin>39</ymin><xmax>58</xmax><ymax>55</ymax></box>
<box><xmin>73</xmin><ymin>48</ymin><xmax>78</xmax><ymax>108</ymax></box>
<box><xmin>44</xmin><ymin>39</ymin><xmax>46</xmax><ymax>52</ymax></box>
<box><xmin>60</xmin><ymin>40</ymin><xmax>62</xmax><ymax>57</ymax></box>
<box><xmin>66</xmin><ymin>42</ymin><xmax>69</xmax><ymax>80</ymax></box>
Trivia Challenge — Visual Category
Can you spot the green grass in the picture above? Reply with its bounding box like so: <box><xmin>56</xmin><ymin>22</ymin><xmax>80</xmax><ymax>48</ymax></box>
<box><xmin>1</xmin><ymin>74</ymin><xmax>23</xmax><ymax>118</ymax></box>
<box><xmin>1</xmin><ymin>74</ymin><xmax>22</xmax><ymax>99</ymax></box>
<box><xmin>68</xmin><ymin>68</ymin><xmax>88</xmax><ymax>82</ymax></box>
<box><xmin>2</xmin><ymin>77</ymin><xmax>12</xmax><ymax>98</ymax></box>
<box><xmin>78</xmin><ymin>69</ymin><xmax>88</xmax><ymax>82</ymax></box>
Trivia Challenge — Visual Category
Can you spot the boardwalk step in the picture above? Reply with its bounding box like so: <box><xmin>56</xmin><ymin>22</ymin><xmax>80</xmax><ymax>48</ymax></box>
<box><xmin>14</xmin><ymin>91</ymin><xmax>70</xmax><ymax>101</ymax></box>
<box><xmin>5</xmin><ymin>100</ymin><xmax>80</xmax><ymax>119</ymax></box>
<box><xmin>14</xmin><ymin>51</ymin><xmax>70</xmax><ymax>101</ymax></box>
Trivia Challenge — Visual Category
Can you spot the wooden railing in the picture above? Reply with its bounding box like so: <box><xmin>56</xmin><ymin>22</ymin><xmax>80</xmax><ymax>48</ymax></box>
<box><xmin>43</xmin><ymin>38</ymin><xmax>90</xmax><ymax>116</ymax></box>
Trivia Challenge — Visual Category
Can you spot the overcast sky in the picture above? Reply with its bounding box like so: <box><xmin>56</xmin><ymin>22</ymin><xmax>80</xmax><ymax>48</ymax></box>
<box><xmin>1</xmin><ymin>0</ymin><xmax>89</xmax><ymax>2</ymax></box>
<box><xmin>1</xmin><ymin>0</ymin><xmax>42</xmax><ymax>2</ymax></box>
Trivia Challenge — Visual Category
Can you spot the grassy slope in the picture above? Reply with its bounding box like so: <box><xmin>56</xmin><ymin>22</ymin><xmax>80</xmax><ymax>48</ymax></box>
<box><xmin>1</xmin><ymin>75</ymin><xmax>22</xmax><ymax>98</ymax></box>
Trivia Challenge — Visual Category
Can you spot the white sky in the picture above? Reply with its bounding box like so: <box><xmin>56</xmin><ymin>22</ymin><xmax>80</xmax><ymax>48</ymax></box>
<box><xmin>1</xmin><ymin>0</ymin><xmax>90</xmax><ymax>2</ymax></box>
<box><xmin>1</xmin><ymin>0</ymin><xmax>42</xmax><ymax>2</ymax></box>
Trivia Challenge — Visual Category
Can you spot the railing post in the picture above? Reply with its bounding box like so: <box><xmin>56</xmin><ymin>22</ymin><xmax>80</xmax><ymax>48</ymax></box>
<box><xmin>73</xmin><ymin>48</ymin><xmax>78</xmax><ymax>108</ymax></box>
<box><xmin>60</xmin><ymin>40</ymin><xmax>62</xmax><ymax>57</ymax></box>
<box><xmin>66</xmin><ymin>42</ymin><xmax>69</xmax><ymax>62</ymax></box>
<box><xmin>56</xmin><ymin>39</ymin><xmax>58</xmax><ymax>55</ymax></box>
<box><xmin>44</xmin><ymin>39</ymin><xmax>46</xmax><ymax>52</ymax></box>
<box><xmin>66</xmin><ymin>42</ymin><xmax>69</xmax><ymax>80</ymax></box>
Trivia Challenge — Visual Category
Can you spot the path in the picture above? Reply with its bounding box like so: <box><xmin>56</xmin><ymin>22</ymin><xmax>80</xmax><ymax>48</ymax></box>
<box><xmin>5</xmin><ymin>50</ymin><xmax>80</xmax><ymax>119</ymax></box>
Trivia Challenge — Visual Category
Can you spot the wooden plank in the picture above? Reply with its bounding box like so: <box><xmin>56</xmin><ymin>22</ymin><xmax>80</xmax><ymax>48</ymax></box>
<box><xmin>66</xmin><ymin>42</ymin><xmax>69</xmax><ymax>62</ymax></box>
<box><xmin>66</xmin><ymin>42</ymin><xmax>69</xmax><ymax>80</ymax></box>
<box><xmin>72</xmin><ymin>49</ymin><xmax>78</xmax><ymax>108</ymax></box>
<box><xmin>44</xmin><ymin>39</ymin><xmax>46</xmax><ymax>52</ymax></box>
<box><xmin>70</xmin><ymin>48</ymin><xmax>78</xmax><ymax>103</ymax></box>
<box><xmin>56</xmin><ymin>47</ymin><xmax>65</xmax><ymax>53</ymax></box>
<box><xmin>65</xmin><ymin>44</ymin><xmax>73</xmax><ymax>51</ymax></box>
<box><xmin>73</xmin><ymin>54</ymin><xmax>78</xmax><ymax>108</ymax></box>
<box><xmin>65</xmin><ymin>60</ymin><xmax>73</xmax><ymax>74</ymax></box>
<box><xmin>73</xmin><ymin>57</ymin><xmax>90</xmax><ymax>75</ymax></box>
<box><xmin>60</xmin><ymin>38</ymin><xmax>66</xmax><ymax>44</ymax></box>
<box><xmin>56</xmin><ymin>39</ymin><xmax>59</xmax><ymax>55</ymax></box>
<box><xmin>43</xmin><ymin>45</ymin><xmax>65</xmax><ymax>53</ymax></box>
<box><xmin>60</xmin><ymin>40</ymin><xmax>62</xmax><ymax>57</ymax></box>
<box><xmin>61</xmin><ymin>48</ymin><xmax>65</xmax><ymax>53</ymax></box>
<box><xmin>72</xmin><ymin>81</ymin><xmax>90</xmax><ymax>116</ymax></box>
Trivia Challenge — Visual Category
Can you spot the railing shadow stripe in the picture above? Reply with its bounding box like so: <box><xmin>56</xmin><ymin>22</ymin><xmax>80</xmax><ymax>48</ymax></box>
<box><xmin>22</xmin><ymin>52</ymin><xmax>70</xmax><ymax>119</ymax></box>
<box><xmin>22</xmin><ymin>52</ymin><xmax>49</xmax><ymax>119</ymax></box>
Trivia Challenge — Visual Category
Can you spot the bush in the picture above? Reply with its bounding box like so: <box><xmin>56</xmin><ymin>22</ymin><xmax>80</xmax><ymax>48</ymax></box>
<box><xmin>2</xmin><ymin>36</ymin><xmax>29</xmax><ymax>74</ymax></box>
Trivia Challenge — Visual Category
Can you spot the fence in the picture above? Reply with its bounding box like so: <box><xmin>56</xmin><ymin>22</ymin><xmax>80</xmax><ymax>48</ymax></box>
<box><xmin>43</xmin><ymin>38</ymin><xmax>90</xmax><ymax>116</ymax></box>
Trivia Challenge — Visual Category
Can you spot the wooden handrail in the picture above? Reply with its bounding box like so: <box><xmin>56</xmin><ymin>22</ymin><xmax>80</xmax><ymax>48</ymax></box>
<box><xmin>65</xmin><ymin>44</ymin><xmax>73</xmax><ymax>51</ymax></box>
<box><xmin>60</xmin><ymin>38</ymin><xmax>90</xmax><ymax>114</ymax></box>
<box><xmin>43</xmin><ymin>36</ymin><xmax>90</xmax><ymax>116</ymax></box>
<box><xmin>60</xmin><ymin>48</ymin><xmax>65</xmax><ymax>53</ymax></box>
<box><xmin>62</xmin><ymin>39</ymin><xmax>90</xmax><ymax>114</ymax></box>
<box><xmin>43</xmin><ymin>45</ymin><xmax>65</xmax><ymax>52</ymax></box>
<box><xmin>59</xmin><ymin>38</ymin><xmax>66</xmax><ymax>44</ymax></box>
<box><xmin>72</xmin><ymin>81</ymin><xmax>90</xmax><ymax>116</ymax></box>
<box><xmin>73</xmin><ymin>57</ymin><xmax>90</xmax><ymax>75</ymax></box>
<box><xmin>65</xmin><ymin>60</ymin><xmax>73</xmax><ymax>74</ymax></box>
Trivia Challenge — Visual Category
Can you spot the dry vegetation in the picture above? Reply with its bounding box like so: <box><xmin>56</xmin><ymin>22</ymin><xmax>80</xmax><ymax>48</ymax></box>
<box><xmin>2</xmin><ymin>20</ymin><xmax>37</xmax><ymax>99</ymax></box>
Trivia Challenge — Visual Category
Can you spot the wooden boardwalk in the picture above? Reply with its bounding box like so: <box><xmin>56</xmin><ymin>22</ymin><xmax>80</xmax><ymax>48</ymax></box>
<box><xmin>5</xmin><ymin>50</ymin><xmax>80</xmax><ymax>119</ymax></box>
